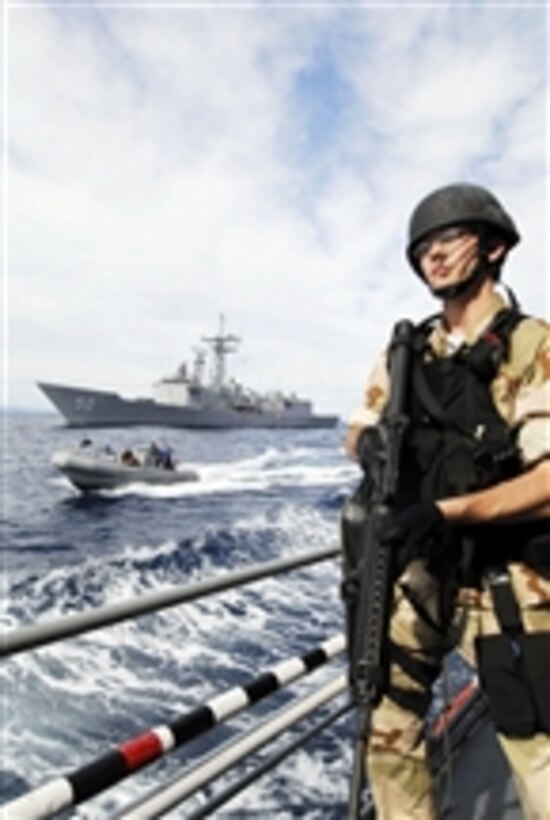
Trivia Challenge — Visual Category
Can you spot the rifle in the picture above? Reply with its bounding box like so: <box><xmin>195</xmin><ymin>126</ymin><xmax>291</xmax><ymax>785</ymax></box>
<box><xmin>346</xmin><ymin>319</ymin><xmax>415</xmax><ymax>819</ymax></box>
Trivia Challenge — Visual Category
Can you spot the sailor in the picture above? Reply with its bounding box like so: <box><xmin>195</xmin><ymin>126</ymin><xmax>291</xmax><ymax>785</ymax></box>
<box><xmin>121</xmin><ymin>448</ymin><xmax>139</xmax><ymax>467</ymax></box>
<box><xmin>345</xmin><ymin>183</ymin><xmax>550</xmax><ymax>818</ymax></box>
<box><xmin>159</xmin><ymin>445</ymin><xmax>175</xmax><ymax>470</ymax></box>
<box><xmin>147</xmin><ymin>441</ymin><xmax>174</xmax><ymax>470</ymax></box>
<box><xmin>145</xmin><ymin>442</ymin><xmax>161</xmax><ymax>467</ymax></box>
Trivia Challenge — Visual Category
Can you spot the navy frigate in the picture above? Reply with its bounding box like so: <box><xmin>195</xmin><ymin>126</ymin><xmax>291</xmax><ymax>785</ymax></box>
<box><xmin>38</xmin><ymin>319</ymin><xmax>339</xmax><ymax>429</ymax></box>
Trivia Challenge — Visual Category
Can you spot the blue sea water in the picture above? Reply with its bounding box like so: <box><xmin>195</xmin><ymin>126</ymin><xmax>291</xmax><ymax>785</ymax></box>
<box><xmin>1</xmin><ymin>413</ymin><xmax>359</xmax><ymax>818</ymax></box>
<box><xmin>1</xmin><ymin>413</ymin><xmax>475</xmax><ymax>818</ymax></box>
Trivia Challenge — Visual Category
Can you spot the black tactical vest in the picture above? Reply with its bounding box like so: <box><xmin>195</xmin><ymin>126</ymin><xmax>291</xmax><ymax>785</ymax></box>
<box><xmin>398</xmin><ymin>308</ymin><xmax>548</xmax><ymax>576</ymax></box>
<box><xmin>401</xmin><ymin>309</ymin><xmax>523</xmax><ymax>502</ymax></box>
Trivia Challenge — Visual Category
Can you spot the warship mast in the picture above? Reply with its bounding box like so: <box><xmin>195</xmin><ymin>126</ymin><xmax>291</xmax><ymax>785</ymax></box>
<box><xmin>202</xmin><ymin>314</ymin><xmax>241</xmax><ymax>390</ymax></box>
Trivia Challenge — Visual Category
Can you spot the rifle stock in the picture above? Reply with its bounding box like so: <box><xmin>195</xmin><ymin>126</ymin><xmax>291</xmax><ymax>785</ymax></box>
<box><xmin>347</xmin><ymin>319</ymin><xmax>415</xmax><ymax>819</ymax></box>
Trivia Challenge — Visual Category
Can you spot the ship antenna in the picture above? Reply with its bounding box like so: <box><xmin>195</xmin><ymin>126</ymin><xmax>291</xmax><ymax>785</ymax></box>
<box><xmin>202</xmin><ymin>314</ymin><xmax>240</xmax><ymax>390</ymax></box>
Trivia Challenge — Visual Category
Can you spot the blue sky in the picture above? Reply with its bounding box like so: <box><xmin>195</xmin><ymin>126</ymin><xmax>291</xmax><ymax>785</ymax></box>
<box><xmin>4</xmin><ymin>1</ymin><xmax>548</xmax><ymax>416</ymax></box>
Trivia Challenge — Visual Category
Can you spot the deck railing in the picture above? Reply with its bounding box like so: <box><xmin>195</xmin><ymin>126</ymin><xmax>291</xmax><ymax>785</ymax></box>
<box><xmin>1</xmin><ymin>541</ymin><xmax>488</xmax><ymax>819</ymax></box>
<box><xmin>1</xmin><ymin>545</ymin><xmax>340</xmax><ymax>657</ymax></box>
<box><xmin>2</xmin><ymin>545</ymin><xmax>351</xmax><ymax>819</ymax></box>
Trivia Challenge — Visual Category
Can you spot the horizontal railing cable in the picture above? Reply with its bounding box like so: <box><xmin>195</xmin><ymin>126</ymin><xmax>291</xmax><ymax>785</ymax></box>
<box><xmin>116</xmin><ymin>673</ymin><xmax>348</xmax><ymax>819</ymax></box>
<box><xmin>2</xmin><ymin>634</ymin><xmax>346</xmax><ymax>819</ymax></box>
<box><xmin>184</xmin><ymin>700</ymin><xmax>353</xmax><ymax>820</ymax></box>
<box><xmin>1</xmin><ymin>544</ymin><xmax>340</xmax><ymax>657</ymax></box>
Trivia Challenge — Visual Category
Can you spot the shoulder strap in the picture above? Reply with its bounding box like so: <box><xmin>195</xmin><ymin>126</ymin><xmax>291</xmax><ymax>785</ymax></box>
<box><xmin>468</xmin><ymin>308</ymin><xmax>525</xmax><ymax>381</ymax></box>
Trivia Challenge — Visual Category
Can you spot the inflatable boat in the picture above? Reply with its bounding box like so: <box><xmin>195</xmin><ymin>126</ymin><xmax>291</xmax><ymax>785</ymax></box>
<box><xmin>52</xmin><ymin>445</ymin><xmax>199</xmax><ymax>492</ymax></box>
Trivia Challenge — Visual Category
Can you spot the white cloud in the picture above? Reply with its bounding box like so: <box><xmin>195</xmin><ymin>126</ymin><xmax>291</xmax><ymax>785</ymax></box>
<box><xmin>5</xmin><ymin>3</ymin><xmax>547</xmax><ymax>416</ymax></box>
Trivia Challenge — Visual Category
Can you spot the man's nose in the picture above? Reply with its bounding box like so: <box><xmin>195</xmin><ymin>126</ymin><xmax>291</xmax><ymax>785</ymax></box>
<box><xmin>427</xmin><ymin>238</ymin><xmax>446</xmax><ymax>258</ymax></box>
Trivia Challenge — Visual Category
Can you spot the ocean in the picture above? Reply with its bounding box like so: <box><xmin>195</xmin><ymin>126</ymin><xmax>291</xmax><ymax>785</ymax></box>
<box><xmin>1</xmin><ymin>413</ymin><xmax>358</xmax><ymax>818</ymax></box>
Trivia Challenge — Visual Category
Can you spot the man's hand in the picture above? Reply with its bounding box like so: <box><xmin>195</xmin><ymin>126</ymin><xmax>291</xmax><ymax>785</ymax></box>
<box><xmin>379</xmin><ymin>501</ymin><xmax>447</xmax><ymax>570</ymax></box>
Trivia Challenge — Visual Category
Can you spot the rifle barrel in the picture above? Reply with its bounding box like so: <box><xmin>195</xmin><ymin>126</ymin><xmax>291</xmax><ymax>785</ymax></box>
<box><xmin>347</xmin><ymin>318</ymin><xmax>415</xmax><ymax>818</ymax></box>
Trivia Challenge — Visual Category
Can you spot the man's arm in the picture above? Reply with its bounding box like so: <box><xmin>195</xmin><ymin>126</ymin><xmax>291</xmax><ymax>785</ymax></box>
<box><xmin>438</xmin><ymin>458</ymin><xmax>550</xmax><ymax>523</ymax></box>
<box><xmin>345</xmin><ymin>424</ymin><xmax>366</xmax><ymax>461</ymax></box>
<box><xmin>345</xmin><ymin>351</ymin><xmax>389</xmax><ymax>460</ymax></box>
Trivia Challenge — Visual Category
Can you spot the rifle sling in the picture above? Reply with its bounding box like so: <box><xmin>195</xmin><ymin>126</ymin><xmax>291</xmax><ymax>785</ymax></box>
<box><xmin>387</xmin><ymin>684</ymin><xmax>432</xmax><ymax>718</ymax></box>
<box><xmin>389</xmin><ymin>641</ymin><xmax>440</xmax><ymax>688</ymax></box>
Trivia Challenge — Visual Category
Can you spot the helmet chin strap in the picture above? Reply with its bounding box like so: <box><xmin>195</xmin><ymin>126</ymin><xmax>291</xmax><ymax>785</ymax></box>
<box><xmin>429</xmin><ymin>251</ymin><xmax>497</xmax><ymax>301</ymax></box>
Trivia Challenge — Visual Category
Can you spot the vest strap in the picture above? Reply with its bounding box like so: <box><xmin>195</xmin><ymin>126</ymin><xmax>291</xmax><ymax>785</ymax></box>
<box><xmin>485</xmin><ymin>568</ymin><xmax>524</xmax><ymax>634</ymax></box>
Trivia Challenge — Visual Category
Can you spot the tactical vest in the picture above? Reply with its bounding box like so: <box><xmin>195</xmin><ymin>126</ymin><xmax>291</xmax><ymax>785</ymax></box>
<box><xmin>399</xmin><ymin>308</ymin><xmax>548</xmax><ymax>578</ymax></box>
<box><xmin>402</xmin><ymin>308</ymin><xmax>522</xmax><ymax>501</ymax></box>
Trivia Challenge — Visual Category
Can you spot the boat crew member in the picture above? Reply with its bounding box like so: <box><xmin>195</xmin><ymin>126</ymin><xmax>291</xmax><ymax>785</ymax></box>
<box><xmin>121</xmin><ymin>448</ymin><xmax>140</xmax><ymax>467</ymax></box>
<box><xmin>345</xmin><ymin>183</ymin><xmax>550</xmax><ymax>818</ymax></box>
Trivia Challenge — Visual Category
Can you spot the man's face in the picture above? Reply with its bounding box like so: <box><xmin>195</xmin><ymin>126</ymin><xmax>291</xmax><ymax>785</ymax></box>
<box><xmin>413</xmin><ymin>226</ymin><xmax>479</xmax><ymax>292</ymax></box>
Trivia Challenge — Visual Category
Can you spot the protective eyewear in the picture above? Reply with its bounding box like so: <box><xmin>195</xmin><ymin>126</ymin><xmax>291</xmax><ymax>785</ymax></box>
<box><xmin>412</xmin><ymin>226</ymin><xmax>470</xmax><ymax>261</ymax></box>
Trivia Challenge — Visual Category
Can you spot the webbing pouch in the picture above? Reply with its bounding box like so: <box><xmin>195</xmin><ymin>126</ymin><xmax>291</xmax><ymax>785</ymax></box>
<box><xmin>474</xmin><ymin>632</ymin><xmax>550</xmax><ymax>737</ymax></box>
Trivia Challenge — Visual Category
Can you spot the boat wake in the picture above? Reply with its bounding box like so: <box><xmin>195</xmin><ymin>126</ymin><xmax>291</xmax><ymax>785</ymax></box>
<box><xmin>52</xmin><ymin>444</ymin><xmax>359</xmax><ymax>499</ymax></box>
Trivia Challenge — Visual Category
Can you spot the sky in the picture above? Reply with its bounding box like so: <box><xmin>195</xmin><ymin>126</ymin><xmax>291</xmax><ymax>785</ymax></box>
<box><xmin>3</xmin><ymin>0</ymin><xmax>548</xmax><ymax>418</ymax></box>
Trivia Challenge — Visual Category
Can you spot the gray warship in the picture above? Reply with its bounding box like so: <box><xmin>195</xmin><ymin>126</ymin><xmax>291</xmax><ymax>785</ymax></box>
<box><xmin>38</xmin><ymin>319</ymin><xmax>339</xmax><ymax>429</ymax></box>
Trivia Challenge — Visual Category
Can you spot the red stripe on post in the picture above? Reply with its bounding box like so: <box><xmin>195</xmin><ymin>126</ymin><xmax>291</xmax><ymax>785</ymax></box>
<box><xmin>431</xmin><ymin>680</ymin><xmax>479</xmax><ymax>737</ymax></box>
<box><xmin>120</xmin><ymin>732</ymin><xmax>164</xmax><ymax>771</ymax></box>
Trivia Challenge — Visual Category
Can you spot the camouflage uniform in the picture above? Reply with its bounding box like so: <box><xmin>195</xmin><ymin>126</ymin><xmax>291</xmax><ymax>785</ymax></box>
<box><xmin>349</xmin><ymin>293</ymin><xmax>550</xmax><ymax>819</ymax></box>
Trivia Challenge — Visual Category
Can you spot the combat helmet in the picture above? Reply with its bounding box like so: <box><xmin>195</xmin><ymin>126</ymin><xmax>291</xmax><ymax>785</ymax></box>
<box><xmin>406</xmin><ymin>183</ymin><xmax>520</xmax><ymax>297</ymax></box>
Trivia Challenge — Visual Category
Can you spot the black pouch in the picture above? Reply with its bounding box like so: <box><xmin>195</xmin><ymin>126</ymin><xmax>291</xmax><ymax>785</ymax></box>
<box><xmin>475</xmin><ymin>632</ymin><xmax>550</xmax><ymax>737</ymax></box>
<box><xmin>521</xmin><ymin>632</ymin><xmax>550</xmax><ymax>732</ymax></box>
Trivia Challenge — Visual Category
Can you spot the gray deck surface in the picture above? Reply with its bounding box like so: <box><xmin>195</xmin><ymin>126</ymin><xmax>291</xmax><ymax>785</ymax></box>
<box><xmin>437</xmin><ymin>720</ymin><xmax>522</xmax><ymax>819</ymax></box>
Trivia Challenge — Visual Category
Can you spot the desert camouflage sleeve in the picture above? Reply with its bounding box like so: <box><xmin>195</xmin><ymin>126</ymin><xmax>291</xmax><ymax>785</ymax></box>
<box><xmin>512</xmin><ymin>319</ymin><xmax>550</xmax><ymax>467</ymax></box>
<box><xmin>345</xmin><ymin>350</ymin><xmax>389</xmax><ymax>459</ymax></box>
